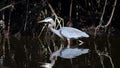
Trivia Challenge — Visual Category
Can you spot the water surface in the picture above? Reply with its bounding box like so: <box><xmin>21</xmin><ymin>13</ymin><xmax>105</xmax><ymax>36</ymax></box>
<box><xmin>0</xmin><ymin>35</ymin><xmax>120</xmax><ymax>68</ymax></box>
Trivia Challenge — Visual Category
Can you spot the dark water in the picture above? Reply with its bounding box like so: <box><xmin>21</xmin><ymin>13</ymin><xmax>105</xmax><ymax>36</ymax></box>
<box><xmin>0</xmin><ymin>35</ymin><xmax>120</xmax><ymax>68</ymax></box>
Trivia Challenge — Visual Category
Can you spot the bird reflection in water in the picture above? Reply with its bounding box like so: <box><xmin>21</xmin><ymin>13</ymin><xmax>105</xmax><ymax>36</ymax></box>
<box><xmin>40</xmin><ymin>44</ymin><xmax>89</xmax><ymax>68</ymax></box>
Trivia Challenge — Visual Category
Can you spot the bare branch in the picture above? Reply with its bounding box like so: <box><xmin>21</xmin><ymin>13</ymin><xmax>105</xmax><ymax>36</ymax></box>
<box><xmin>0</xmin><ymin>0</ymin><xmax>25</xmax><ymax>11</ymax></box>
<box><xmin>102</xmin><ymin>0</ymin><xmax>117</xmax><ymax>27</ymax></box>
<box><xmin>94</xmin><ymin>0</ymin><xmax>107</xmax><ymax>37</ymax></box>
<box><xmin>69</xmin><ymin>0</ymin><xmax>73</xmax><ymax>20</ymax></box>
<box><xmin>0</xmin><ymin>4</ymin><xmax>13</xmax><ymax>11</ymax></box>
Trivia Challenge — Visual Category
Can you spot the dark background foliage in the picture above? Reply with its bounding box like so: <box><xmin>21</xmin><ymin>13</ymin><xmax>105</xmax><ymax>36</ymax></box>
<box><xmin>0</xmin><ymin>0</ymin><xmax>120</xmax><ymax>36</ymax></box>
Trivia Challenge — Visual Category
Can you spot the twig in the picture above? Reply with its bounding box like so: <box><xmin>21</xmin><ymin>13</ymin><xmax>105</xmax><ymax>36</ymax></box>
<box><xmin>69</xmin><ymin>0</ymin><xmax>73</xmax><ymax>21</ymax></box>
<box><xmin>47</xmin><ymin>2</ymin><xmax>64</xmax><ymax>28</ymax></box>
<box><xmin>94</xmin><ymin>41</ymin><xmax>105</xmax><ymax>68</ymax></box>
<box><xmin>101</xmin><ymin>0</ymin><xmax>117</xmax><ymax>28</ymax></box>
<box><xmin>47</xmin><ymin>3</ymin><xmax>57</xmax><ymax>18</ymax></box>
<box><xmin>0</xmin><ymin>0</ymin><xmax>25</xmax><ymax>11</ymax></box>
<box><xmin>24</xmin><ymin>0</ymin><xmax>29</xmax><ymax>31</ymax></box>
<box><xmin>38</xmin><ymin>24</ymin><xmax>47</xmax><ymax>37</ymax></box>
<box><xmin>94</xmin><ymin>0</ymin><xmax>117</xmax><ymax>37</ymax></box>
<box><xmin>104</xmin><ymin>54</ymin><xmax>115</xmax><ymax>68</ymax></box>
<box><xmin>100</xmin><ymin>55</ymin><xmax>105</xmax><ymax>68</ymax></box>
<box><xmin>94</xmin><ymin>0</ymin><xmax>107</xmax><ymax>37</ymax></box>
<box><xmin>94</xmin><ymin>40</ymin><xmax>115</xmax><ymax>68</ymax></box>
<box><xmin>0</xmin><ymin>4</ymin><xmax>13</xmax><ymax>11</ymax></box>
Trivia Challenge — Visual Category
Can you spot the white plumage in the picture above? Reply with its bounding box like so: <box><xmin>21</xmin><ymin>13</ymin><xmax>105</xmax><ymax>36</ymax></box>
<box><xmin>38</xmin><ymin>17</ymin><xmax>89</xmax><ymax>48</ymax></box>
<box><xmin>59</xmin><ymin>27</ymin><xmax>89</xmax><ymax>39</ymax></box>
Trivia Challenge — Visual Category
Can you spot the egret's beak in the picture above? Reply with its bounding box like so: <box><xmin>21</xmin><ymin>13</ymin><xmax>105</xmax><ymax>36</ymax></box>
<box><xmin>37</xmin><ymin>20</ymin><xmax>45</xmax><ymax>23</ymax></box>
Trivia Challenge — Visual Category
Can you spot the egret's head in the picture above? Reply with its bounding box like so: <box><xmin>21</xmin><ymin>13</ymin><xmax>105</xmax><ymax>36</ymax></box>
<box><xmin>38</xmin><ymin>17</ymin><xmax>56</xmax><ymax>27</ymax></box>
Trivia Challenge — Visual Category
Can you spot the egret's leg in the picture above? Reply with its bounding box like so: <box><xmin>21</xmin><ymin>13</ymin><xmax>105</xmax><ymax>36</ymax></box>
<box><xmin>70</xmin><ymin>59</ymin><xmax>73</xmax><ymax>64</ymax></box>
<box><xmin>67</xmin><ymin>39</ymin><xmax>71</xmax><ymax>48</ymax></box>
<box><xmin>78</xmin><ymin>40</ymin><xmax>84</xmax><ymax>46</ymax></box>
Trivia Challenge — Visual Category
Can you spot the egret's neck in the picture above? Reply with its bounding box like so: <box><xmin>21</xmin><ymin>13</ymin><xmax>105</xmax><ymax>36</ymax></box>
<box><xmin>49</xmin><ymin>26</ymin><xmax>64</xmax><ymax>39</ymax></box>
<box><xmin>48</xmin><ymin>20</ymin><xmax>56</xmax><ymax>28</ymax></box>
<box><xmin>48</xmin><ymin>24</ymin><xmax>54</xmax><ymax>28</ymax></box>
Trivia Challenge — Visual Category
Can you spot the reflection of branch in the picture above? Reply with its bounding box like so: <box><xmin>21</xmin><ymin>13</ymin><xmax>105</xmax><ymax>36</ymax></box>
<box><xmin>38</xmin><ymin>38</ymin><xmax>52</xmax><ymax>54</ymax></box>
<box><xmin>2</xmin><ymin>36</ymin><xmax>6</xmax><ymax>58</ymax></box>
<box><xmin>99</xmin><ymin>55</ymin><xmax>105</xmax><ymax>68</ymax></box>
<box><xmin>94</xmin><ymin>41</ymin><xmax>105</xmax><ymax>68</ymax></box>
<box><xmin>7</xmin><ymin>4</ymin><xmax>13</xmax><ymax>38</ymax></box>
<box><xmin>104</xmin><ymin>54</ymin><xmax>115</xmax><ymax>68</ymax></box>
<box><xmin>99</xmin><ymin>52</ymin><xmax>115</xmax><ymax>68</ymax></box>
<box><xmin>94</xmin><ymin>40</ymin><xmax>115</xmax><ymax>68</ymax></box>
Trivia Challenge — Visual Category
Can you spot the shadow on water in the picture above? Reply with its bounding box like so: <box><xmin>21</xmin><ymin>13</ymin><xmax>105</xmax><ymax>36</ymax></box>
<box><xmin>0</xmin><ymin>35</ymin><xmax>120</xmax><ymax>68</ymax></box>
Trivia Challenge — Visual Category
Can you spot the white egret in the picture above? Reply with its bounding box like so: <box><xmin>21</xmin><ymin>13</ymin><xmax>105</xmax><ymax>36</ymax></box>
<box><xmin>38</xmin><ymin>17</ymin><xmax>89</xmax><ymax>48</ymax></box>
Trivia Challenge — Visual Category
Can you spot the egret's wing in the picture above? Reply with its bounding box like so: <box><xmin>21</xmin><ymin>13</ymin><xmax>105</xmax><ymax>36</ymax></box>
<box><xmin>60</xmin><ymin>27</ymin><xmax>89</xmax><ymax>39</ymax></box>
<box><xmin>60</xmin><ymin>27</ymin><xmax>83</xmax><ymax>39</ymax></box>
